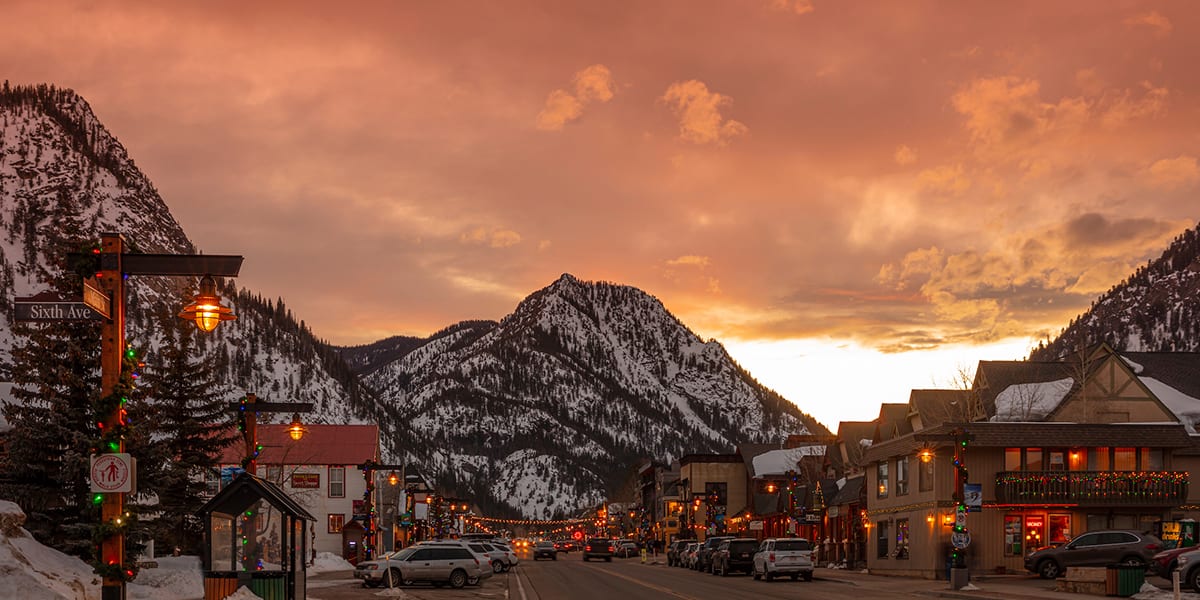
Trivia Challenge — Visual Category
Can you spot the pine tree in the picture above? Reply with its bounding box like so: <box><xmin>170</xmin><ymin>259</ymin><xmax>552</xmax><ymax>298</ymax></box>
<box><xmin>139</xmin><ymin>321</ymin><xmax>236</xmax><ymax>554</ymax></box>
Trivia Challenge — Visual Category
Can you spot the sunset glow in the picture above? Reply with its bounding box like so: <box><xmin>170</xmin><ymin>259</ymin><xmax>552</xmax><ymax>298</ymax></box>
<box><xmin>3</xmin><ymin>1</ymin><xmax>1197</xmax><ymax>428</ymax></box>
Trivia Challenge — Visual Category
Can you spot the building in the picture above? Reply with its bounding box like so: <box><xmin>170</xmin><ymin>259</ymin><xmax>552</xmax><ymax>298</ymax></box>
<box><xmin>860</xmin><ymin>345</ymin><xmax>1200</xmax><ymax>578</ymax></box>
<box><xmin>217</xmin><ymin>423</ymin><xmax>380</xmax><ymax>563</ymax></box>
<box><xmin>678</xmin><ymin>453</ymin><xmax>747</xmax><ymax>541</ymax></box>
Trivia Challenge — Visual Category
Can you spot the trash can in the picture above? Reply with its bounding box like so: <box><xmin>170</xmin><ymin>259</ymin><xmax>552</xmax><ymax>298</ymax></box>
<box><xmin>1106</xmin><ymin>564</ymin><xmax>1145</xmax><ymax>597</ymax></box>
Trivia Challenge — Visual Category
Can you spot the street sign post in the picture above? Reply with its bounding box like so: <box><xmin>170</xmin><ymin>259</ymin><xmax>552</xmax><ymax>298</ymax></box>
<box><xmin>90</xmin><ymin>454</ymin><xmax>135</xmax><ymax>494</ymax></box>
<box><xmin>82</xmin><ymin>277</ymin><xmax>111</xmax><ymax>319</ymax></box>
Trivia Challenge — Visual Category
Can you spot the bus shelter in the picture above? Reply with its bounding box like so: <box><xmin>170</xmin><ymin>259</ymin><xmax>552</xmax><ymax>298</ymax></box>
<box><xmin>197</xmin><ymin>472</ymin><xmax>315</xmax><ymax>600</ymax></box>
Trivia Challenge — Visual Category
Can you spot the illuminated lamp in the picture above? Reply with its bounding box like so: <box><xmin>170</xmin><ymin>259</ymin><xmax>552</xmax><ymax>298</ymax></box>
<box><xmin>178</xmin><ymin>274</ymin><xmax>236</xmax><ymax>332</ymax></box>
<box><xmin>919</xmin><ymin>449</ymin><xmax>934</xmax><ymax>463</ymax></box>
<box><xmin>388</xmin><ymin>472</ymin><xmax>399</xmax><ymax>486</ymax></box>
<box><xmin>766</xmin><ymin>482</ymin><xmax>777</xmax><ymax>493</ymax></box>
<box><xmin>287</xmin><ymin>413</ymin><xmax>307</xmax><ymax>441</ymax></box>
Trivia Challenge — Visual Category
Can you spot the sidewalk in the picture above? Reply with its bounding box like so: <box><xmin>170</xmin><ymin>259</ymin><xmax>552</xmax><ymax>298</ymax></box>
<box><xmin>812</xmin><ymin>567</ymin><xmax>1141</xmax><ymax>600</ymax></box>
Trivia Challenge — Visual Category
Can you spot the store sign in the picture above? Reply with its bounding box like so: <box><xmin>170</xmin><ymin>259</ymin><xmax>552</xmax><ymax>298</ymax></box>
<box><xmin>749</xmin><ymin>520</ymin><xmax>764</xmax><ymax>531</ymax></box>
<box><xmin>292</xmin><ymin>473</ymin><xmax>320</xmax><ymax>488</ymax></box>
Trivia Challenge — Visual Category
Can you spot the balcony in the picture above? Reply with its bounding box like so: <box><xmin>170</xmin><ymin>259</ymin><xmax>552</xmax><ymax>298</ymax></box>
<box><xmin>994</xmin><ymin>471</ymin><xmax>1188</xmax><ymax>506</ymax></box>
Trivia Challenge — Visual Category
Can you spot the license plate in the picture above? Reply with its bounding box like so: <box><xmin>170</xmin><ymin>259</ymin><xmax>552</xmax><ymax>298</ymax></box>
<box><xmin>740</xmin><ymin>553</ymin><xmax>749</xmax><ymax>558</ymax></box>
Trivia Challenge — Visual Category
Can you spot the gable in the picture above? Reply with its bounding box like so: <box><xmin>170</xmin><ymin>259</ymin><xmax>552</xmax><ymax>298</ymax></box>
<box><xmin>1050</xmin><ymin>352</ymin><xmax>1178</xmax><ymax>424</ymax></box>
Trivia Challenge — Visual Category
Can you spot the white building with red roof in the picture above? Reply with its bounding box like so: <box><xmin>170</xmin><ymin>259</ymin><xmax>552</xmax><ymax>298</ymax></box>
<box><xmin>216</xmin><ymin>423</ymin><xmax>380</xmax><ymax>562</ymax></box>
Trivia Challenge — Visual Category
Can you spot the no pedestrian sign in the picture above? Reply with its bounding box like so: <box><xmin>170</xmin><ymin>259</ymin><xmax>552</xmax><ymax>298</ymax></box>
<box><xmin>90</xmin><ymin>453</ymin><xmax>135</xmax><ymax>494</ymax></box>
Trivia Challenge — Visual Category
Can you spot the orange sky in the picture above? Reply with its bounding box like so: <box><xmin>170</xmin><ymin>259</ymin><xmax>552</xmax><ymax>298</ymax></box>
<box><xmin>3</xmin><ymin>1</ymin><xmax>1198</xmax><ymax>430</ymax></box>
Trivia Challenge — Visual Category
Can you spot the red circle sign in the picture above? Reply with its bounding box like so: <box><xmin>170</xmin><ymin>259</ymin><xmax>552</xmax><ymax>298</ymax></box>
<box><xmin>572</xmin><ymin>530</ymin><xmax>583</xmax><ymax>540</ymax></box>
<box><xmin>91</xmin><ymin>455</ymin><xmax>130</xmax><ymax>492</ymax></box>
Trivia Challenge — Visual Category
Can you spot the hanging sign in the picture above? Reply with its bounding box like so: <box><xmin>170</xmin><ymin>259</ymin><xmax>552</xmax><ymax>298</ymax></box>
<box><xmin>90</xmin><ymin>453</ymin><xmax>135</xmax><ymax>493</ymax></box>
<box><xmin>964</xmin><ymin>483</ymin><xmax>982</xmax><ymax>511</ymax></box>
<box><xmin>82</xmin><ymin>278</ymin><xmax>111</xmax><ymax>319</ymax></box>
<box><xmin>14</xmin><ymin>291</ymin><xmax>104</xmax><ymax>322</ymax></box>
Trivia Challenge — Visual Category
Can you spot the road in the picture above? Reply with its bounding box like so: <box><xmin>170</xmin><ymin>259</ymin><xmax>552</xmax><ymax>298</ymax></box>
<box><xmin>304</xmin><ymin>549</ymin><xmax>1109</xmax><ymax>600</ymax></box>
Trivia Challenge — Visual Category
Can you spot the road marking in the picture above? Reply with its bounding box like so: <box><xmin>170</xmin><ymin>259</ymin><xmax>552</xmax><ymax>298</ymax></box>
<box><xmin>513</xmin><ymin>568</ymin><xmax>528</xmax><ymax>600</ymax></box>
<box><xmin>581</xmin><ymin>564</ymin><xmax>702</xmax><ymax>600</ymax></box>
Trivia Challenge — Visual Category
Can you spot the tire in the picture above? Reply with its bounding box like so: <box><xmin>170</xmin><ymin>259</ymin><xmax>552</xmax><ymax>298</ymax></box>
<box><xmin>493</xmin><ymin>560</ymin><xmax>505</xmax><ymax>573</ymax></box>
<box><xmin>803</xmin><ymin>571</ymin><xmax>813</xmax><ymax>582</ymax></box>
<box><xmin>467</xmin><ymin>576</ymin><xmax>480</xmax><ymax>586</ymax></box>
<box><xmin>605</xmin><ymin>557</ymin><xmax>612</xmax><ymax>562</ymax></box>
<box><xmin>584</xmin><ymin>556</ymin><xmax>590</xmax><ymax>562</ymax></box>
<box><xmin>1038</xmin><ymin>559</ymin><xmax>1061</xmax><ymax>579</ymax></box>
<box><xmin>765</xmin><ymin>570</ymin><xmax>774</xmax><ymax>582</ymax></box>
<box><xmin>502</xmin><ymin>564</ymin><xmax>511</xmax><ymax>572</ymax></box>
<box><xmin>790</xmin><ymin>573</ymin><xmax>799</xmax><ymax>581</ymax></box>
<box><xmin>552</xmin><ymin>555</ymin><xmax>557</xmax><ymax>561</ymax></box>
<box><xmin>1188</xmin><ymin>567</ymin><xmax>1200</xmax><ymax>592</ymax></box>
<box><xmin>753</xmin><ymin>570</ymin><xmax>761</xmax><ymax>580</ymax></box>
<box><xmin>385</xmin><ymin>568</ymin><xmax>403</xmax><ymax>587</ymax></box>
<box><xmin>449</xmin><ymin>569</ymin><xmax>467</xmax><ymax>589</ymax></box>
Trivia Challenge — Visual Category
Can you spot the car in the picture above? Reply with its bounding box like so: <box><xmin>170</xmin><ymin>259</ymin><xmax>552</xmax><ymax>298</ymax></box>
<box><xmin>414</xmin><ymin>541</ymin><xmax>494</xmax><ymax>585</ymax></box>
<box><xmin>1172</xmin><ymin>548</ymin><xmax>1200</xmax><ymax>590</ymax></box>
<box><xmin>461</xmin><ymin>540</ymin><xmax>511</xmax><ymax>574</ymax></box>
<box><xmin>489</xmin><ymin>541</ymin><xmax>521</xmax><ymax>570</ymax></box>
<box><xmin>753</xmin><ymin>537</ymin><xmax>814</xmax><ymax>581</ymax></box>
<box><xmin>1152</xmin><ymin>545</ymin><xmax>1200</xmax><ymax>577</ymax></box>
<box><xmin>533</xmin><ymin>540</ymin><xmax>558</xmax><ymax>561</ymax></box>
<box><xmin>712</xmin><ymin>538</ymin><xmax>759</xmax><ymax>576</ymax></box>
<box><xmin>615</xmin><ymin>540</ymin><xmax>639</xmax><ymax>558</ymax></box>
<box><xmin>555</xmin><ymin>540</ymin><xmax>578</xmax><ymax>552</ymax></box>
<box><xmin>666</xmin><ymin>540</ymin><xmax>688</xmax><ymax>566</ymax></box>
<box><xmin>1024</xmin><ymin>530</ymin><xmax>1163</xmax><ymax>579</ymax></box>
<box><xmin>683</xmin><ymin>542</ymin><xmax>700</xmax><ymax>568</ymax></box>
<box><xmin>695</xmin><ymin>535</ymin><xmax>734</xmax><ymax>572</ymax></box>
<box><xmin>583</xmin><ymin>538</ymin><xmax>615</xmax><ymax>562</ymax></box>
<box><xmin>353</xmin><ymin>545</ymin><xmax>483</xmax><ymax>589</ymax></box>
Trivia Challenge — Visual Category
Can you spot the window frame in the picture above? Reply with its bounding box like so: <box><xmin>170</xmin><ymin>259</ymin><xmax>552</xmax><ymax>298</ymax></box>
<box><xmin>895</xmin><ymin>456</ymin><xmax>909</xmax><ymax>496</ymax></box>
<box><xmin>329</xmin><ymin>466</ymin><xmax>345</xmax><ymax>498</ymax></box>
<box><xmin>328</xmin><ymin>513</ymin><xmax>344</xmax><ymax>534</ymax></box>
<box><xmin>876</xmin><ymin>462</ymin><xmax>889</xmax><ymax>498</ymax></box>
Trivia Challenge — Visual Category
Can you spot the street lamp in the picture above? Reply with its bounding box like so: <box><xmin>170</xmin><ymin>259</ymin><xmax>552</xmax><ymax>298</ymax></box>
<box><xmin>286</xmin><ymin>413</ymin><xmax>307</xmax><ymax>441</ymax></box>
<box><xmin>177</xmin><ymin>274</ymin><xmax>236</xmax><ymax>332</ymax></box>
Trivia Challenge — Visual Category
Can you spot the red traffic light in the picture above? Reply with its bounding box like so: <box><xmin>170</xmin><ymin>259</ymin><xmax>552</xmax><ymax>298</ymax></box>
<box><xmin>572</xmin><ymin>530</ymin><xmax>584</xmax><ymax>540</ymax></box>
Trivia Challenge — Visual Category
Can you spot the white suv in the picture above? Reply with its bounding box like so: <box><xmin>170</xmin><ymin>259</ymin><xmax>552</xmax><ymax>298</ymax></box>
<box><xmin>753</xmin><ymin>538</ymin><xmax>814</xmax><ymax>582</ymax></box>
<box><xmin>354</xmin><ymin>545</ymin><xmax>483</xmax><ymax>588</ymax></box>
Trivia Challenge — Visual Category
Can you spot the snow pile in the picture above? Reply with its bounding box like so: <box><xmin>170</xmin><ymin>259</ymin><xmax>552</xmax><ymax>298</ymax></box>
<box><xmin>752</xmin><ymin>446</ymin><xmax>824</xmax><ymax>477</ymax></box>
<box><xmin>128</xmin><ymin>556</ymin><xmax>202</xmax><ymax>600</ymax></box>
<box><xmin>1132</xmin><ymin>581</ymin><xmax>1200</xmax><ymax>599</ymax></box>
<box><xmin>1141</xmin><ymin>377</ymin><xmax>1200</xmax><ymax>432</ymax></box>
<box><xmin>308</xmin><ymin>552</ymin><xmax>354</xmax><ymax>574</ymax></box>
<box><xmin>0</xmin><ymin>500</ymin><xmax>100</xmax><ymax>599</ymax></box>
<box><xmin>990</xmin><ymin>378</ymin><xmax>1073</xmax><ymax>422</ymax></box>
<box><xmin>225</xmin><ymin>588</ymin><xmax>264</xmax><ymax>600</ymax></box>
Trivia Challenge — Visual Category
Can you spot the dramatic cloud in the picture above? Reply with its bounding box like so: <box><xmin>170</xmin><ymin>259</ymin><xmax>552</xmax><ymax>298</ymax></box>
<box><xmin>661</xmin><ymin>80</ymin><xmax>748</xmax><ymax>145</ymax></box>
<box><xmin>536</xmin><ymin>64</ymin><xmax>615</xmax><ymax>131</ymax></box>
<box><xmin>1125</xmin><ymin>11</ymin><xmax>1173</xmax><ymax>37</ymax></box>
<box><xmin>1144</xmin><ymin>155</ymin><xmax>1200</xmax><ymax>190</ymax></box>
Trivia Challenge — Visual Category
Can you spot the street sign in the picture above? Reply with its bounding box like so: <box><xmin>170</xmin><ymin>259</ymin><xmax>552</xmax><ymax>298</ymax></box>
<box><xmin>14</xmin><ymin>291</ymin><xmax>103</xmax><ymax>322</ymax></box>
<box><xmin>955</xmin><ymin>507</ymin><xmax>967</xmax><ymax>529</ymax></box>
<box><xmin>82</xmin><ymin>277</ymin><xmax>111</xmax><ymax>319</ymax></box>
<box><xmin>951</xmin><ymin>530</ymin><xmax>972</xmax><ymax>549</ymax></box>
<box><xmin>90</xmin><ymin>453</ymin><xmax>135</xmax><ymax>493</ymax></box>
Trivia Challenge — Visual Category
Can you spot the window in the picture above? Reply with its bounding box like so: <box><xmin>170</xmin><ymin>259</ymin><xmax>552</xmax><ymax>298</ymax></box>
<box><xmin>1088</xmin><ymin>447</ymin><xmax>1110</xmax><ymax>471</ymax></box>
<box><xmin>410</xmin><ymin>548</ymin><xmax>434</xmax><ymax>561</ymax></box>
<box><xmin>1025</xmin><ymin>448</ymin><xmax>1043</xmax><ymax>470</ymax></box>
<box><xmin>204</xmin><ymin>469</ymin><xmax>220</xmax><ymax>496</ymax></box>
<box><xmin>266</xmin><ymin>465</ymin><xmax>282</xmax><ymax>484</ymax></box>
<box><xmin>877</xmin><ymin>462</ymin><xmax>889</xmax><ymax>498</ymax></box>
<box><xmin>1005</xmin><ymin>448</ymin><xmax>1021</xmax><ymax>471</ymax></box>
<box><xmin>1048</xmin><ymin>451</ymin><xmax>1066</xmax><ymax>471</ymax></box>
<box><xmin>329</xmin><ymin>466</ymin><xmax>345</xmax><ymax>498</ymax></box>
<box><xmin>1114</xmin><ymin>448</ymin><xmax>1137</xmax><ymax>470</ymax></box>
<box><xmin>876</xmin><ymin>522</ymin><xmax>889</xmax><ymax>558</ymax></box>
<box><xmin>1141</xmin><ymin>448</ymin><xmax>1163</xmax><ymax>470</ymax></box>
<box><xmin>1048</xmin><ymin>514</ymin><xmax>1072</xmax><ymax>545</ymax></box>
<box><xmin>704</xmin><ymin>482</ymin><xmax>727</xmax><ymax>505</ymax></box>
<box><xmin>1004</xmin><ymin>515</ymin><xmax>1023</xmax><ymax>556</ymax></box>
<box><xmin>328</xmin><ymin>514</ymin><xmax>344</xmax><ymax>534</ymax></box>
<box><xmin>896</xmin><ymin>457</ymin><xmax>909</xmax><ymax>496</ymax></box>
<box><xmin>1070</xmin><ymin>532</ymin><xmax>1101</xmax><ymax>548</ymax></box>
<box><xmin>895</xmin><ymin>519</ymin><xmax>909</xmax><ymax>559</ymax></box>
<box><xmin>919</xmin><ymin>457</ymin><xmax>934</xmax><ymax>492</ymax></box>
<box><xmin>1025</xmin><ymin>514</ymin><xmax>1045</xmax><ymax>548</ymax></box>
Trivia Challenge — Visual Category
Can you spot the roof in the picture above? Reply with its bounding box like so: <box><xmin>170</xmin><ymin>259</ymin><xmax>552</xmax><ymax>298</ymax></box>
<box><xmin>975</xmin><ymin>360</ymin><xmax>1078</xmax><ymax>418</ymax></box>
<box><xmin>832</xmin><ymin>421</ymin><xmax>876</xmax><ymax>472</ymax></box>
<box><xmin>1123</xmin><ymin>352</ymin><xmax>1200</xmax><ymax>400</ymax></box>
<box><xmin>874</xmin><ymin>403</ymin><xmax>912</xmax><ymax>442</ymax></box>
<box><xmin>738</xmin><ymin>444</ymin><xmax>780</xmax><ymax>477</ymax></box>
<box><xmin>196</xmin><ymin>472</ymin><xmax>316</xmax><ymax>521</ymax></box>
<box><xmin>218</xmin><ymin>424</ymin><xmax>380</xmax><ymax>466</ymax></box>
<box><xmin>907</xmin><ymin>389</ymin><xmax>972</xmax><ymax>430</ymax></box>
<box><xmin>829</xmin><ymin>476</ymin><xmax>864</xmax><ymax>506</ymax></box>
<box><xmin>679</xmin><ymin>453</ymin><xmax>742</xmax><ymax>466</ymax></box>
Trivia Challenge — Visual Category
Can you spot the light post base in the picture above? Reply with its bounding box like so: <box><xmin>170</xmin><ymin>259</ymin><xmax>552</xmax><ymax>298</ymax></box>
<box><xmin>950</xmin><ymin>567</ymin><xmax>969</xmax><ymax>590</ymax></box>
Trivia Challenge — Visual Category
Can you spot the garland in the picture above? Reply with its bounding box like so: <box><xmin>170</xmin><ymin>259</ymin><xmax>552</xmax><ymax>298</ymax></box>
<box><xmin>235</xmin><ymin>397</ymin><xmax>263</xmax><ymax>470</ymax></box>
<box><xmin>89</xmin><ymin>344</ymin><xmax>141</xmax><ymax>582</ymax></box>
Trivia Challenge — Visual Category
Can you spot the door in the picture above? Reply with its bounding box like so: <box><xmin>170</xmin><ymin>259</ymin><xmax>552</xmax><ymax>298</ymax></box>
<box><xmin>1062</xmin><ymin>532</ymin><xmax>1103</xmax><ymax>567</ymax></box>
<box><xmin>406</xmin><ymin>548</ymin><xmax>435</xmax><ymax>581</ymax></box>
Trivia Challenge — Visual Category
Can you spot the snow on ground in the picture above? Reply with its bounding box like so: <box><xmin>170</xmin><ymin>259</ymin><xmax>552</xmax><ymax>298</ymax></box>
<box><xmin>128</xmin><ymin>556</ymin><xmax>203</xmax><ymax>600</ymax></box>
<box><xmin>0</xmin><ymin>500</ymin><xmax>101</xmax><ymax>599</ymax></box>
<box><xmin>309</xmin><ymin>551</ymin><xmax>354</xmax><ymax>574</ymax></box>
<box><xmin>1132</xmin><ymin>581</ymin><xmax>1200</xmax><ymax>599</ymax></box>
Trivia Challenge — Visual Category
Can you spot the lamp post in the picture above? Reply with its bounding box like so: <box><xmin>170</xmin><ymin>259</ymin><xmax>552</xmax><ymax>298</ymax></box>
<box><xmin>231</xmin><ymin>393</ymin><xmax>314</xmax><ymax>473</ymax></box>
<box><xmin>95</xmin><ymin>232</ymin><xmax>243</xmax><ymax>600</ymax></box>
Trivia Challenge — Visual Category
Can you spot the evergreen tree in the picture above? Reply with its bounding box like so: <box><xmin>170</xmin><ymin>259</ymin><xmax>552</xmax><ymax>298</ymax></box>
<box><xmin>139</xmin><ymin>321</ymin><xmax>236</xmax><ymax>555</ymax></box>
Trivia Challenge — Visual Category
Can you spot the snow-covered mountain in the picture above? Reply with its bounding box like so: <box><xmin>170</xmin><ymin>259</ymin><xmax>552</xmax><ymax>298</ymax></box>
<box><xmin>1031</xmin><ymin>222</ymin><xmax>1200</xmax><ymax>360</ymax></box>
<box><xmin>0</xmin><ymin>83</ymin><xmax>372</xmax><ymax>425</ymax></box>
<box><xmin>1</xmin><ymin>84</ymin><xmax>822</xmax><ymax>519</ymax></box>
<box><xmin>344</xmin><ymin>274</ymin><xmax>823</xmax><ymax>518</ymax></box>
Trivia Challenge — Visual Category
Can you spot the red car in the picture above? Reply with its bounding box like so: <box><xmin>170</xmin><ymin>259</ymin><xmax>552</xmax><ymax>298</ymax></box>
<box><xmin>1151</xmin><ymin>545</ymin><xmax>1200</xmax><ymax>576</ymax></box>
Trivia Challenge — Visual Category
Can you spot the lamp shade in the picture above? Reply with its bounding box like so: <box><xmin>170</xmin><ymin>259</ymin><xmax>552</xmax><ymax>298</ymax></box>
<box><xmin>287</xmin><ymin>413</ymin><xmax>307</xmax><ymax>441</ymax></box>
<box><xmin>178</xmin><ymin>275</ymin><xmax>236</xmax><ymax>332</ymax></box>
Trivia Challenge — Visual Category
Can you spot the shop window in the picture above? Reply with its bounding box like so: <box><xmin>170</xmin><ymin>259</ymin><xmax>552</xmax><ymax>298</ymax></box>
<box><xmin>1088</xmin><ymin>447</ymin><xmax>1110</xmax><ymax>471</ymax></box>
<box><xmin>876</xmin><ymin>521</ymin><xmax>889</xmax><ymax>559</ymax></box>
<box><xmin>1005</xmin><ymin>448</ymin><xmax>1021</xmax><ymax>471</ymax></box>
<box><xmin>1048</xmin><ymin>514</ymin><xmax>1071</xmax><ymax>545</ymax></box>
<box><xmin>1004</xmin><ymin>515</ymin><xmax>1023</xmax><ymax>556</ymax></box>
<box><xmin>1114</xmin><ymin>448</ymin><xmax>1137</xmax><ymax>471</ymax></box>
<box><xmin>328</xmin><ymin>514</ymin><xmax>344</xmax><ymax>534</ymax></box>
<box><xmin>877</xmin><ymin>462</ymin><xmax>889</xmax><ymax>498</ymax></box>
<box><xmin>894</xmin><ymin>519</ymin><xmax>909</xmax><ymax>559</ymax></box>
<box><xmin>896</xmin><ymin>457</ymin><xmax>909</xmax><ymax>496</ymax></box>
<box><xmin>1024</xmin><ymin>514</ymin><xmax>1045</xmax><ymax>549</ymax></box>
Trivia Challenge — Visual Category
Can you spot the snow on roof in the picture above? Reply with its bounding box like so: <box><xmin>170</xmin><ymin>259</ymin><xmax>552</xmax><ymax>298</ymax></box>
<box><xmin>1121</xmin><ymin>356</ymin><xmax>1145</xmax><ymax>374</ymax></box>
<box><xmin>751</xmin><ymin>446</ymin><xmax>823</xmax><ymax>477</ymax></box>
<box><xmin>1141</xmin><ymin>377</ymin><xmax>1200</xmax><ymax>433</ymax></box>
<box><xmin>989</xmin><ymin>378</ymin><xmax>1073</xmax><ymax>422</ymax></box>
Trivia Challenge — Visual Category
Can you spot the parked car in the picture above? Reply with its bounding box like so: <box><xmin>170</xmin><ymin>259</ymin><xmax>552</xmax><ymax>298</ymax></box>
<box><xmin>1151</xmin><ymin>545</ymin><xmax>1200</xmax><ymax>577</ymax></box>
<box><xmin>353</xmin><ymin>545</ymin><xmax>482</xmax><ymax>588</ymax></box>
<box><xmin>753</xmin><ymin>537</ymin><xmax>814</xmax><ymax>581</ymax></box>
<box><xmin>684</xmin><ymin>542</ymin><xmax>701</xmax><ymax>568</ymax></box>
<box><xmin>489</xmin><ymin>541</ymin><xmax>520</xmax><ymax>570</ymax></box>
<box><xmin>696</xmin><ymin>535</ymin><xmax>734</xmax><ymax>572</ymax></box>
<box><xmin>583</xmin><ymin>538</ymin><xmax>615</xmax><ymax>562</ymax></box>
<box><xmin>615</xmin><ymin>540</ymin><xmax>639</xmax><ymax>558</ymax></box>
<box><xmin>1024</xmin><ymin>530</ymin><xmax>1163</xmax><ymax>579</ymax></box>
<box><xmin>712</xmin><ymin>538</ymin><xmax>759</xmax><ymax>576</ymax></box>
<box><xmin>414</xmin><ymin>541</ymin><xmax>494</xmax><ymax>585</ymax></box>
<box><xmin>461</xmin><ymin>540</ymin><xmax>510</xmax><ymax>574</ymax></box>
<box><xmin>666</xmin><ymin>540</ymin><xmax>688</xmax><ymax>566</ymax></box>
<box><xmin>1172</xmin><ymin>548</ymin><xmax>1200</xmax><ymax>590</ymax></box>
<box><xmin>533</xmin><ymin>540</ymin><xmax>558</xmax><ymax>561</ymax></box>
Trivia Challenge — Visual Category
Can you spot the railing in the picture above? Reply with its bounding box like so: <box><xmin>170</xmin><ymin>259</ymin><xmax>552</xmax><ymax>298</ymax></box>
<box><xmin>994</xmin><ymin>471</ymin><xmax>1188</xmax><ymax>506</ymax></box>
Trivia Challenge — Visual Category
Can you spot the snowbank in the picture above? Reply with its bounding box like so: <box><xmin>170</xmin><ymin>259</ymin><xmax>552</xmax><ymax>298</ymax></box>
<box><xmin>0</xmin><ymin>500</ymin><xmax>101</xmax><ymax>599</ymax></box>
<box><xmin>308</xmin><ymin>552</ymin><xmax>354</xmax><ymax>574</ymax></box>
<box><xmin>128</xmin><ymin>556</ymin><xmax>203</xmax><ymax>600</ymax></box>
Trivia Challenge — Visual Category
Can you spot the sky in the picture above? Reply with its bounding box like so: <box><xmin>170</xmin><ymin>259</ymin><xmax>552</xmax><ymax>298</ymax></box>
<box><xmin>3</xmin><ymin>1</ymin><xmax>1199</xmax><ymax>431</ymax></box>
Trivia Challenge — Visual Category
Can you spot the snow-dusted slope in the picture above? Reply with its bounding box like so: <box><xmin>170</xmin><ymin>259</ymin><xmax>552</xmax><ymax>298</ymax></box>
<box><xmin>363</xmin><ymin>274</ymin><xmax>821</xmax><ymax>519</ymax></box>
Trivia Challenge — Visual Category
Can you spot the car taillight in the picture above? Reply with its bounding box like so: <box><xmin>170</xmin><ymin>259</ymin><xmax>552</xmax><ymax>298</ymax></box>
<box><xmin>769</xmin><ymin>552</ymin><xmax>775</xmax><ymax>562</ymax></box>
<box><xmin>1147</xmin><ymin>544</ymin><xmax>1161</xmax><ymax>551</ymax></box>
<box><xmin>585</xmin><ymin>545</ymin><xmax>592</xmax><ymax>551</ymax></box>
<box><xmin>608</xmin><ymin>546</ymin><xmax>614</xmax><ymax>552</ymax></box>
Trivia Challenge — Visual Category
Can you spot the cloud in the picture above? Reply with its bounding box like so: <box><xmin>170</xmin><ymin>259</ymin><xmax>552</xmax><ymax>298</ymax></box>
<box><xmin>661</xmin><ymin>80</ymin><xmax>748</xmax><ymax>145</ymax></box>
<box><xmin>460</xmin><ymin>227</ymin><xmax>523</xmax><ymax>248</ymax></box>
<box><xmin>1125</xmin><ymin>11</ymin><xmax>1172</xmax><ymax>37</ymax></box>
<box><xmin>917</xmin><ymin>163</ymin><xmax>971</xmax><ymax>195</ymax></box>
<box><xmin>667</xmin><ymin>255</ymin><xmax>711</xmax><ymax>268</ymax></box>
<box><xmin>1144</xmin><ymin>155</ymin><xmax>1200</xmax><ymax>190</ymax></box>
<box><xmin>536</xmin><ymin>64</ymin><xmax>615</xmax><ymax>131</ymax></box>
<box><xmin>894</xmin><ymin>145</ymin><xmax>917</xmax><ymax>165</ymax></box>
<box><xmin>769</xmin><ymin>0</ymin><xmax>815</xmax><ymax>15</ymax></box>
<box><xmin>951</xmin><ymin>76</ymin><xmax>1087</xmax><ymax>148</ymax></box>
